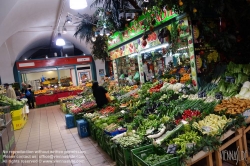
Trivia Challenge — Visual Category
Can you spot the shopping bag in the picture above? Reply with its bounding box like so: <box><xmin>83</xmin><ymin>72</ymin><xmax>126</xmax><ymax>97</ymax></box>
<box><xmin>25</xmin><ymin>105</ymin><xmax>30</xmax><ymax>113</ymax></box>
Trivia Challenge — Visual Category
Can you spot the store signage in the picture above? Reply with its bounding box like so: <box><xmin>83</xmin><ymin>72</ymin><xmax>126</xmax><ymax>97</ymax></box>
<box><xmin>108</xmin><ymin>10</ymin><xmax>177</xmax><ymax>50</ymax></box>
<box><xmin>16</xmin><ymin>56</ymin><xmax>92</xmax><ymax>70</ymax></box>
<box><xmin>18</xmin><ymin>62</ymin><xmax>35</xmax><ymax>67</ymax></box>
<box><xmin>77</xmin><ymin>58</ymin><xmax>90</xmax><ymax>62</ymax></box>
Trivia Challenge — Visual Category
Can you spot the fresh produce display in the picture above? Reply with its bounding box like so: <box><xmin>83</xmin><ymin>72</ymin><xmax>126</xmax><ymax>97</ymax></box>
<box><xmin>0</xmin><ymin>95</ymin><xmax>27</xmax><ymax>110</ymax></box>
<box><xmin>34</xmin><ymin>86</ymin><xmax>84</xmax><ymax>95</ymax></box>
<box><xmin>81</xmin><ymin>101</ymin><xmax>96</xmax><ymax>110</ymax></box>
<box><xmin>115</xmin><ymin>134</ymin><xmax>143</xmax><ymax>147</ymax></box>
<box><xmin>214</xmin><ymin>97</ymin><xmax>250</xmax><ymax>114</ymax></box>
<box><xmin>175</xmin><ymin>109</ymin><xmax>201</xmax><ymax>124</ymax></box>
<box><xmin>143</xmin><ymin>154</ymin><xmax>173</xmax><ymax>165</ymax></box>
<box><xmin>169</xmin><ymin>131</ymin><xmax>201</xmax><ymax>155</ymax></box>
<box><xmin>149</xmin><ymin>83</ymin><xmax>163</xmax><ymax>93</ymax></box>
<box><xmin>192</xmin><ymin>114</ymin><xmax>232</xmax><ymax>136</ymax></box>
<box><xmin>55</xmin><ymin>62</ymin><xmax>249</xmax><ymax>165</ymax></box>
<box><xmin>99</xmin><ymin>106</ymin><xmax>116</xmax><ymax>114</ymax></box>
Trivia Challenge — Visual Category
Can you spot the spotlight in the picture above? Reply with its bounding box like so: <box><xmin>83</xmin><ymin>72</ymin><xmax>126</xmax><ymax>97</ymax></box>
<box><xmin>91</xmin><ymin>36</ymin><xmax>96</xmax><ymax>41</ymax></box>
<box><xmin>66</xmin><ymin>15</ymin><xmax>72</xmax><ymax>23</ymax></box>
<box><xmin>55</xmin><ymin>33</ymin><xmax>65</xmax><ymax>46</ymax></box>
<box><xmin>65</xmin><ymin>54</ymin><xmax>68</xmax><ymax>57</ymax></box>
<box><xmin>54</xmin><ymin>53</ymin><xmax>57</xmax><ymax>57</ymax></box>
<box><xmin>24</xmin><ymin>58</ymin><xmax>27</xmax><ymax>60</ymax></box>
<box><xmin>46</xmin><ymin>55</ymin><xmax>48</xmax><ymax>59</ymax></box>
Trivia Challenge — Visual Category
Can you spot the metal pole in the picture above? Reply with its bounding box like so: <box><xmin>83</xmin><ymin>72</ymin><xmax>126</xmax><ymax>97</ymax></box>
<box><xmin>18</xmin><ymin>71</ymin><xmax>22</xmax><ymax>90</ymax></box>
<box><xmin>57</xmin><ymin>67</ymin><xmax>60</xmax><ymax>85</ymax></box>
<box><xmin>74</xmin><ymin>65</ymin><xmax>78</xmax><ymax>86</ymax></box>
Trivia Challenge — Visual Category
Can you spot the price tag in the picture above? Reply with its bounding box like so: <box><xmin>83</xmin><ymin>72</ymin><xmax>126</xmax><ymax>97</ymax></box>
<box><xmin>202</xmin><ymin>126</ymin><xmax>212</xmax><ymax>133</ymax></box>
<box><xmin>166</xmin><ymin>144</ymin><xmax>177</xmax><ymax>154</ymax></box>
<box><xmin>230</xmin><ymin>77</ymin><xmax>235</xmax><ymax>83</ymax></box>
<box><xmin>225</xmin><ymin>76</ymin><xmax>231</xmax><ymax>82</ymax></box>
<box><xmin>186</xmin><ymin>143</ymin><xmax>195</xmax><ymax>149</ymax></box>
<box><xmin>242</xmin><ymin>109</ymin><xmax>250</xmax><ymax>119</ymax></box>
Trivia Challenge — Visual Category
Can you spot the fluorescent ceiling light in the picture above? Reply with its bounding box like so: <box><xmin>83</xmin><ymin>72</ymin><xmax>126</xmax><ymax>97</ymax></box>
<box><xmin>70</xmin><ymin>0</ymin><xmax>87</xmax><ymax>10</ymax></box>
<box><xmin>56</xmin><ymin>33</ymin><xmax>65</xmax><ymax>46</ymax></box>
<box><xmin>24</xmin><ymin>58</ymin><xmax>27</xmax><ymax>60</ymax></box>
<box><xmin>141</xmin><ymin>43</ymin><xmax>169</xmax><ymax>54</ymax></box>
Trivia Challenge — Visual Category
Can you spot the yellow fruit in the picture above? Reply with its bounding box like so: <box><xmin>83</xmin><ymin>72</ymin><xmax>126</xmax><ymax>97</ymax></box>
<box><xmin>193</xmin><ymin>8</ymin><xmax>197</xmax><ymax>13</ymax></box>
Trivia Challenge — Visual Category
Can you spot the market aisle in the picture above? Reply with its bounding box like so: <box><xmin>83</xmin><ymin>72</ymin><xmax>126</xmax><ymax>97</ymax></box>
<box><xmin>13</xmin><ymin>105</ymin><xmax>114</xmax><ymax>166</ymax></box>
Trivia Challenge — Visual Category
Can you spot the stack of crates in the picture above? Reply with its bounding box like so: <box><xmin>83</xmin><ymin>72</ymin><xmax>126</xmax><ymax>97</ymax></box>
<box><xmin>11</xmin><ymin>107</ymin><xmax>27</xmax><ymax>130</ymax></box>
<box><xmin>103</xmin><ymin>134</ymin><xmax>115</xmax><ymax>160</ymax></box>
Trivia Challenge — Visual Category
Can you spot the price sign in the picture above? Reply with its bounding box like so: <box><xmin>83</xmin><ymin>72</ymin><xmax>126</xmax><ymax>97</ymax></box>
<box><xmin>202</xmin><ymin>126</ymin><xmax>212</xmax><ymax>133</ymax></box>
<box><xmin>166</xmin><ymin>144</ymin><xmax>177</xmax><ymax>154</ymax></box>
<box><xmin>242</xmin><ymin>109</ymin><xmax>250</xmax><ymax>119</ymax></box>
<box><xmin>186</xmin><ymin>143</ymin><xmax>195</xmax><ymax>149</ymax></box>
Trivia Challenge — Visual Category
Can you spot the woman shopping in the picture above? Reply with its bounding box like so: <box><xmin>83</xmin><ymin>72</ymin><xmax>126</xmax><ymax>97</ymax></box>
<box><xmin>92</xmin><ymin>82</ymin><xmax>110</xmax><ymax>108</ymax></box>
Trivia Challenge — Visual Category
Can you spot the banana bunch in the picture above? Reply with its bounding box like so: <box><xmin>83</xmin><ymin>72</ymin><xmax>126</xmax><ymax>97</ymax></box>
<box><xmin>192</xmin><ymin>114</ymin><xmax>232</xmax><ymax>136</ymax></box>
<box><xmin>207</xmin><ymin>51</ymin><xmax>218</xmax><ymax>63</ymax></box>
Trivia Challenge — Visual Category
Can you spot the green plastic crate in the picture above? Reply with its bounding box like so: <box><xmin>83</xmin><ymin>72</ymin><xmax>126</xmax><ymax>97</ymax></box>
<box><xmin>131</xmin><ymin>145</ymin><xmax>180</xmax><ymax>166</ymax></box>
<box><xmin>103</xmin><ymin>134</ymin><xmax>116</xmax><ymax>160</ymax></box>
<box><xmin>115</xmin><ymin>145</ymin><xmax>133</xmax><ymax>166</ymax></box>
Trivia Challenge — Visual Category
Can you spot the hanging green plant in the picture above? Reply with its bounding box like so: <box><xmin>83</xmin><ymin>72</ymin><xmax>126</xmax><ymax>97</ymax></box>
<box><xmin>74</xmin><ymin>14</ymin><xmax>97</xmax><ymax>43</ymax></box>
<box><xmin>91</xmin><ymin>35</ymin><xmax>109</xmax><ymax>60</ymax></box>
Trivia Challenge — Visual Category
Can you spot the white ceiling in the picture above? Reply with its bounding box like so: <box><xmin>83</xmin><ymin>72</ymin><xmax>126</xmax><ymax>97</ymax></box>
<box><xmin>0</xmin><ymin>0</ymin><xmax>97</xmax><ymax>63</ymax></box>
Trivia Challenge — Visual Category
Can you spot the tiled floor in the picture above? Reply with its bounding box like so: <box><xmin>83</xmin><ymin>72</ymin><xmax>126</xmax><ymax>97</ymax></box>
<box><xmin>13</xmin><ymin>105</ymin><xmax>114</xmax><ymax>166</ymax></box>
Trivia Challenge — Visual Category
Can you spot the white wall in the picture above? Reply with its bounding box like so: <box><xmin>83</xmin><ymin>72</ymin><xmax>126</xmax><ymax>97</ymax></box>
<box><xmin>0</xmin><ymin>44</ymin><xmax>14</xmax><ymax>84</ymax></box>
<box><xmin>95</xmin><ymin>59</ymin><xmax>106</xmax><ymax>82</ymax></box>
<box><xmin>26</xmin><ymin>70</ymin><xmax>71</xmax><ymax>81</ymax></box>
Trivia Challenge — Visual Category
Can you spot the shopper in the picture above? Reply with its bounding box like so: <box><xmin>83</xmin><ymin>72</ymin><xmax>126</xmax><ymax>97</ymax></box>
<box><xmin>15</xmin><ymin>87</ymin><xmax>21</xmax><ymax>100</ymax></box>
<box><xmin>4</xmin><ymin>83</ymin><xmax>17</xmax><ymax>99</ymax></box>
<box><xmin>21</xmin><ymin>82</ymin><xmax>27</xmax><ymax>94</ymax></box>
<box><xmin>92</xmin><ymin>82</ymin><xmax>109</xmax><ymax>108</ymax></box>
<box><xmin>26</xmin><ymin>84</ymin><xmax>35</xmax><ymax>109</ymax></box>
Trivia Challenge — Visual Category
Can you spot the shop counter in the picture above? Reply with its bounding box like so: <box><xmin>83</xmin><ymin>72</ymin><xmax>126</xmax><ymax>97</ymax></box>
<box><xmin>35</xmin><ymin>90</ymin><xmax>82</xmax><ymax>106</ymax></box>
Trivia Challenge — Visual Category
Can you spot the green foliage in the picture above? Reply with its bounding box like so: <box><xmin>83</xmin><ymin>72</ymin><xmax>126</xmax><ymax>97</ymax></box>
<box><xmin>91</xmin><ymin>35</ymin><xmax>109</xmax><ymax>60</ymax></box>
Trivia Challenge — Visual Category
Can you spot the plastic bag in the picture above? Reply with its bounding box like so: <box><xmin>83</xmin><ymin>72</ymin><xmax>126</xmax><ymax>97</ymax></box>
<box><xmin>25</xmin><ymin>105</ymin><xmax>29</xmax><ymax>113</ymax></box>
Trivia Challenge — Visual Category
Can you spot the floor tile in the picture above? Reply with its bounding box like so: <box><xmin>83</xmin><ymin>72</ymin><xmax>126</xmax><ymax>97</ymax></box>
<box><xmin>14</xmin><ymin>106</ymin><xmax>115</xmax><ymax>166</ymax></box>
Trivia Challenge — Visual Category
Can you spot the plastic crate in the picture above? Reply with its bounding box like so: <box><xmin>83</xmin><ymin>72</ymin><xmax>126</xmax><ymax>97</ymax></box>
<box><xmin>103</xmin><ymin>134</ymin><xmax>116</xmax><ymax>160</ymax></box>
<box><xmin>76</xmin><ymin>119</ymin><xmax>89</xmax><ymax>138</ymax></box>
<box><xmin>104</xmin><ymin>130</ymin><xmax>120</xmax><ymax>136</ymax></box>
<box><xmin>115</xmin><ymin>144</ymin><xmax>133</xmax><ymax>166</ymax></box>
<box><xmin>65</xmin><ymin>114</ymin><xmax>75</xmax><ymax>129</ymax></box>
<box><xmin>131</xmin><ymin>145</ymin><xmax>180</xmax><ymax>166</ymax></box>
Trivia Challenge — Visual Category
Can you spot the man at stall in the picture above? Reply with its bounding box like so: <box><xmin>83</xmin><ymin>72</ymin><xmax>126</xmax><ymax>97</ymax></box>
<box><xmin>92</xmin><ymin>82</ymin><xmax>110</xmax><ymax>108</ymax></box>
<box><xmin>4</xmin><ymin>83</ymin><xmax>16</xmax><ymax>99</ymax></box>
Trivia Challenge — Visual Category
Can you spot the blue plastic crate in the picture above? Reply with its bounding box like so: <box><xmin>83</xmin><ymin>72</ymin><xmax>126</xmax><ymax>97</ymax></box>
<box><xmin>104</xmin><ymin>130</ymin><xmax>120</xmax><ymax>136</ymax></box>
<box><xmin>76</xmin><ymin>119</ymin><xmax>89</xmax><ymax>138</ymax></box>
<box><xmin>65</xmin><ymin>114</ymin><xmax>75</xmax><ymax>129</ymax></box>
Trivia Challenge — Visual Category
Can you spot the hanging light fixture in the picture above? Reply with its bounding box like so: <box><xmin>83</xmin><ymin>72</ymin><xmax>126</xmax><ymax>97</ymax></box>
<box><xmin>62</xmin><ymin>27</ymin><xmax>67</xmax><ymax>34</ymax></box>
<box><xmin>70</xmin><ymin>0</ymin><xmax>87</xmax><ymax>10</ymax></box>
<box><xmin>65</xmin><ymin>54</ymin><xmax>68</xmax><ymax>57</ymax></box>
<box><xmin>56</xmin><ymin>33</ymin><xmax>65</xmax><ymax>46</ymax></box>
<box><xmin>45</xmin><ymin>55</ymin><xmax>48</xmax><ymax>59</ymax></box>
<box><xmin>66</xmin><ymin>15</ymin><xmax>72</xmax><ymax>23</ymax></box>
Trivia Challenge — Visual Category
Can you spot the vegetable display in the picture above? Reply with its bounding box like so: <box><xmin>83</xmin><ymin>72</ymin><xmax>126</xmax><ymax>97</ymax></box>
<box><xmin>115</xmin><ymin>134</ymin><xmax>143</xmax><ymax>147</ymax></box>
<box><xmin>169</xmin><ymin>131</ymin><xmax>201</xmax><ymax>155</ymax></box>
<box><xmin>99</xmin><ymin>106</ymin><xmax>116</xmax><ymax>114</ymax></box>
<box><xmin>192</xmin><ymin>114</ymin><xmax>232</xmax><ymax>136</ymax></box>
<box><xmin>214</xmin><ymin>97</ymin><xmax>250</xmax><ymax>114</ymax></box>
<box><xmin>143</xmin><ymin>154</ymin><xmax>173</xmax><ymax>165</ymax></box>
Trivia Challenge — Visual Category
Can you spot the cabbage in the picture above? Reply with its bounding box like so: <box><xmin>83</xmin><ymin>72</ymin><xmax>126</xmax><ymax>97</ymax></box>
<box><xmin>243</xmin><ymin>81</ymin><xmax>250</xmax><ymax>89</ymax></box>
<box><xmin>243</xmin><ymin>91</ymin><xmax>250</xmax><ymax>99</ymax></box>
<box><xmin>239</xmin><ymin>87</ymin><xmax>249</xmax><ymax>96</ymax></box>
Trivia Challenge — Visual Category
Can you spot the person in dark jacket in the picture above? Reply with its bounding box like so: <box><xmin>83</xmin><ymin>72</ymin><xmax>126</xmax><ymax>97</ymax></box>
<box><xmin>92</xmin><ymin>82</ymin><xmax>108</xmax><ymax>108</ymax></box>
<box><xmin>26</xmin><ymin>84</ymin><xmax>35</xmax><ymax>109</ymax></box>
<box><xmin>14</xmin><ymin>87</ymin><xmax>21</xmax><ymax>100</ymax></box>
